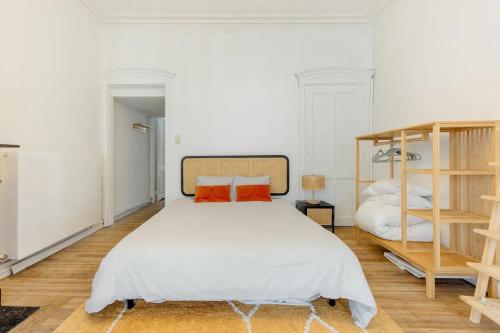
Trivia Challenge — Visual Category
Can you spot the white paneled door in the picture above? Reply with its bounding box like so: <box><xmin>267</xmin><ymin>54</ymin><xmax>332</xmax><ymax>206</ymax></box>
<box><xmin>297</xmin><ymin>69</ymin><xmax>373</xmax><ymax>226</ymax></box>
<box><xmin>304</xmin><ymin>86</ymin><xmax>337</xmax><ymax>203</ymax></box>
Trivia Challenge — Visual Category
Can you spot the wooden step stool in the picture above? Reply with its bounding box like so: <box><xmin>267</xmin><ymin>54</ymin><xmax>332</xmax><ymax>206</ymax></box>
<box><xmin>461</xmin><ymin>162</ymin><xmax>500</xmax><ymax>325</ymax></box>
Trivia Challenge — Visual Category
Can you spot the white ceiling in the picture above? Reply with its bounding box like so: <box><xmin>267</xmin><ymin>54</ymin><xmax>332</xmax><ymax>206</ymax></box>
<box><xmin>81</xmin><ymin>0</ymin><xmax>391</xmax><ymax>23</ymax></box>
<box><xmin>115</xmin><ymin>97</ymin><xmax>165</xmax><ymax>118</ymax></box>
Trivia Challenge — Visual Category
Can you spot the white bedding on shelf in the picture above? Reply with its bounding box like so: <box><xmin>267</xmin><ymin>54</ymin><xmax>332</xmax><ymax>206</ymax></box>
<box><xmin>355</xmin><ymin>201</ymin><xmax>433</xmax><ymax>242</ymax></box>
<box><xmin>86</xmin><ymin>199</ymin><xmax>377</xmax><ymax>328</ymax></box>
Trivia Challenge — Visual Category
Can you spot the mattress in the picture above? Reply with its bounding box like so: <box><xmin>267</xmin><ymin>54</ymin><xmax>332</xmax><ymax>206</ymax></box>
<box><xmin>86</xmin><ymin>199</ymin><xmax>377</xmax><ymax>328</ymax></box>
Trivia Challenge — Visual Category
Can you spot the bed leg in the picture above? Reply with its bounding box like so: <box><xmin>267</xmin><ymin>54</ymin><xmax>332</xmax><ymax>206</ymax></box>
<box><xmin>126</xmin><ymin>299</ymin><xmax>136</xmax><ymax>309</ymax></box>
<box><xmin>328</xmin><ymin>299</ymin><xmax>336</xmax><ymax>307</ymax></box>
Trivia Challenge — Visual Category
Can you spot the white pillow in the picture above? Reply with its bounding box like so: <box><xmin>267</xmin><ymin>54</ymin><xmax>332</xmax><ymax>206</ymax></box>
<box><xmin>366</xmin><ymin>193</ymin><xmax>432</xmax><ymax>209</ymax></box>
<box><xmin>196</xmin><ymin>176</ymin><xmax>233</xmax><ymax>186</ymax></box>
<box><xmin>363</xmin><ymin>179</ymin><xmax>432</xmax><ymax>197</ymax></box>
<box><xmin>196</xmin><ymin>176</ymin><xmax>234</xmax><ymax>200</ymax></box>
<box><xmin>233</xmin><ymin>175</ymin><xmax>270</xmax><ymax>200</ymax></box>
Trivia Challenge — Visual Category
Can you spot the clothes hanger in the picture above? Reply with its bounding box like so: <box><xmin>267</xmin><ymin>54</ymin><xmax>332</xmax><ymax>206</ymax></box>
<box><xmin>372</xmin><ymin>147</ymin><xmax>422</xmax><ymax>163</ymax></box>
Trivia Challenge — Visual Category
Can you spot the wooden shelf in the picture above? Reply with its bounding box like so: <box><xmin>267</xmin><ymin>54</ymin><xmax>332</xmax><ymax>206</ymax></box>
<box><xmin>467</xmin><ymin>263</ymin><xmax>500</xmax><ymax>280</ymax></box>
<box><xmin>356</xmin><ymin>121</ymin><xmax>499</xmax><ymax>300</ymax></box>
<box><xmin>460</xmin><ymin>296</ymin><xmax>500</xmax><ymax>325</ymax></box>
<box><xmin>474</xmin><ymin>229</ymin><xmax>500</xmax><ymax>241</ymax></box>
<box><xmin>356</xmin><ymin>121</ymin><xmax>497</xmax><ymax>141</ymax></box>
<box><xmin>482</xmin><ymin>195</ymin><xmax>500</xmax><ymax>202</ymax></box>
<box><xmin>359</xmin><ymin>229</ymin><xmax>477</xmax><ymax>275</ymax></box>
<box><xmin>406</xmin><ymin>169</ymin><xmax>494</xmax><ymax>176</ymax></box>
<box><xmin>407</xmin><ymin>209</ymin><xmax>490</xmax><ymax>224</ymax></box>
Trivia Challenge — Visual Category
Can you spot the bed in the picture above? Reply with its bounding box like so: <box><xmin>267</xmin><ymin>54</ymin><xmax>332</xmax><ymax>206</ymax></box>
<box><xmin>86</xmin><ymin>155</ymin><xmax>377</xmax><ymax>328</ymax></box>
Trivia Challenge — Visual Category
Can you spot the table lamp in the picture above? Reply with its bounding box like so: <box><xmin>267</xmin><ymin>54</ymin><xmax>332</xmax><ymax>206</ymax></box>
<box><xmin>302</xmin><ymin>174</ymin><xmax>325</xmax><ymax>205</ymax></box>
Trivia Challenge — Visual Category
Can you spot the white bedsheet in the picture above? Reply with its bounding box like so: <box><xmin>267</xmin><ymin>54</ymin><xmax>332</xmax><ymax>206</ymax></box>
<box><xmin>86</xmin><ymin>199</ymin><xmax>377</xmax><ymax>328</ymax></box>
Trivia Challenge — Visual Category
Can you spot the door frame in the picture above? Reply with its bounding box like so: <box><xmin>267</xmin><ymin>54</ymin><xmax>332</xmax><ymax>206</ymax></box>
<box><xmin>150</xmin><ymin>117</ymin><xmax>166</xmax><ymax>202</ymax></box>
<box><xmin>101</xmin><ymin>69</ymin><xmax>175</xmax><ymax>227</ymax></box>
<box><xmin>295</xmin><ymin>68</ymin><xmax>374</xmax><ymax>224</ymax></box>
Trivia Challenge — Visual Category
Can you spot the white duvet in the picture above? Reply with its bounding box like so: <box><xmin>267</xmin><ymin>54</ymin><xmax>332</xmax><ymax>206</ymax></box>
<box><xmin>86</xmin><ymin>199</ymin><xmax>377</xmax><ymax>328</ymax></box>
<box><xmin>355</xmin><ymin>201</ymin><xmax>433</xmax><ymax>242</ymax></box>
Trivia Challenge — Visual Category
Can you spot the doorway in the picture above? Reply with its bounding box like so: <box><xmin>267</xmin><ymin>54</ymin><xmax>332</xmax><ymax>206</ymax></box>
<box><xmin>101</xmin><ymin>69</ymin><xmax>175</xmax><ymax>227</ymax></box>
<box><xmin>113</xmin><ymin>97</ymin><xmax>166</xmax><ymax>221</ymax></box>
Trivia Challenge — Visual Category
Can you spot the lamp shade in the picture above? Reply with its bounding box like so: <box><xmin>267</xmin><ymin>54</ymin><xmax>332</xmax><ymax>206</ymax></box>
<box><xmin>302</xmin><ymin>175</ymin><xmax>325</xmax><ymax>191</ymax></box>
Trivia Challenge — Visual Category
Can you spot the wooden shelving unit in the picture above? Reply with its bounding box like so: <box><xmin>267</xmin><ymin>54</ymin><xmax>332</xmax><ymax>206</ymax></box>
<box><xmin>406</xmin><ymin>169</ymin><xmax>494</xmax><ymax>176</ymax></box>
<box><xmin>355</xmin><ymin>121</ymin><xmax>499</xmax><ymax>299</ymax></box>
<box><xmin>406</xmin><ymin>209</ymin><xmax>490</xmax><ymax>224</ymax></box>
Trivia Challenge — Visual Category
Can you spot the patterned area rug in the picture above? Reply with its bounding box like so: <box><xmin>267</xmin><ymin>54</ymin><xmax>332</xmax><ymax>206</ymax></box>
<box><xmin>55</xmin><ymin>298</ymin><xmax>402</xmax><ymax>333</ymax></box>
<box><xmin>0</xmin><ymin>306</ymin><xmax>39</xmax><ymax>333</ymax></box>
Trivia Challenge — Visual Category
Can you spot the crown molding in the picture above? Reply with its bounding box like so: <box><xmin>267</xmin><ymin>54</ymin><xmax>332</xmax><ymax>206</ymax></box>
<box><xmin>79</xmin><ymin>0</ymin><xmax>392</xmax><ymax>25</ymax></box>
<box><xmin>295</xmin><ymin>68</ymin><xmax>375</xmax><ymax>81</ymax></box>
<box><xmin>100</xmin><ymin>15</ymin><xmax>371</xmax><ymax>25</ymax></box>
<box><xmin>79</xmin><ymin>0</ymin><xmax>107</xmax><ymax>21</ymax></box>
<box><xmin>366</xmin><ymin>0</ymin><xmax>394</xmax><ymax>22</ymax></box>
<box><xmin>101</xmin><ymin>68</ymin><xmax>176</xmax><ymax>80</ymax></box>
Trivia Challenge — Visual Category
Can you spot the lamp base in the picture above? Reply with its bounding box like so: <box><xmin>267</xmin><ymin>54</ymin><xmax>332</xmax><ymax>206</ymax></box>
<box><xmin>305</xmin><ymin>200</ymin><xmax>321</xmax><ymax>205</ymax></box>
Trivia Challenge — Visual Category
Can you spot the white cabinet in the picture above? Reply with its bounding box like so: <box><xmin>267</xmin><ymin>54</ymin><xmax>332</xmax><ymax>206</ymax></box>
<box><xmin>297</xmin><ymin>69</ymin><xmax>373</xmax><ymax>226</ymax></box>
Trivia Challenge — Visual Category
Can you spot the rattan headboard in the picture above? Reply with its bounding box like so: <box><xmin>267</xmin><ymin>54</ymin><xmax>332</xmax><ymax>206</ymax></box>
<box><xmin>181</xmin><ymin>155</ymin><xmax>289</xmax><ymax>196</ymax></box>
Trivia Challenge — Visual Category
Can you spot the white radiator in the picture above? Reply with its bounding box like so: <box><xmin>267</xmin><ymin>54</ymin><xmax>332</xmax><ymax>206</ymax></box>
<box><xmin>0</xmin><ymin>151</ymin><xmax>101</xmax><ymax>260</ymax></box>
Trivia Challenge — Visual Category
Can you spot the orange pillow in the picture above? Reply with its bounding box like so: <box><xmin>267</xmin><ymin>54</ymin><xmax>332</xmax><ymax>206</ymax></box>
<box><xmin>195</xmin><ymin>185</ymin><xmax>231</xmax><ymax>203</ymax></box>
<box><xmin>236</xmin><ymin>185</ymin><xmax>272</xmax><ymax>202</ymax></box>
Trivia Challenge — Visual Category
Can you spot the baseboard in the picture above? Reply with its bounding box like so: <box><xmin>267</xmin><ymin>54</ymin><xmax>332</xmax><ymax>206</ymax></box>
<box><xmin>0</xmin><ymin>222</ymin><xmax>103</xmax><ymax>279</ymax></box>
<box><xmin>335</xmin><ymin>216</ymin><xmax>355</xmax><ymax>227</ymax></box>
<box><xmin>0</xmin><ymin>261</ymin><xmax>13</xmax><ymax>280</ymax></box>
<box><xmin>114</xmin><ymin>199</ymin><xmax>152</xmax><ymax>221</ymax></box>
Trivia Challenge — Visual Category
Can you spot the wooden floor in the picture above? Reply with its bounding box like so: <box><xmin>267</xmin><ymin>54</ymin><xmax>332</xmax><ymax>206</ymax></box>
<box><xmin>1</xmin><ymin>201</ymin><xmax>498</xmax><ymax>333</ymax></box>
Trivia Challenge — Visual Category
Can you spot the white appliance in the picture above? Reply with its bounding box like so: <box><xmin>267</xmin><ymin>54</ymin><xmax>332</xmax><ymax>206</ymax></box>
<box><xmin>0</xmin><ymin>151</ymin><xmax>101</xmax><ymax>261</ymax></box>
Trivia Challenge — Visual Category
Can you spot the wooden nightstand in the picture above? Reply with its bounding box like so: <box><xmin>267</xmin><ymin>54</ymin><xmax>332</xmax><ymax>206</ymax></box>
<box><xmin>296</xmin><ymin>200</ymin><xmax>335</xmax><ymax>232</ymax></box>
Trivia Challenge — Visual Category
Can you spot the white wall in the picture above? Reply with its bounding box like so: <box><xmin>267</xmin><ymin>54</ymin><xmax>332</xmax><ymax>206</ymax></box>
<box><xmin>0</xmin><ymin>1</ymin><xmax>102</xmax><ymax>259</ymax></box>
<box><xmin>373</xmin><ymin>0</ymin><xmax>500</xmax><ymax>183</ymax></box>
<box><xmin>14</xmin><ymin>152</ymin><xmax>100</xmax><ymax>260</ymax></box>
<box><xmin>102</xmin><ymin>24</ymin><xmax>373</xmax><ymax>200</ymax></box>
<box><xmin>0</xmin><ymin>0</ymin><xmax>101</xmax><ymax>153</ymax></box>
<box><xmin>114</xmin><ymin>101</ymin><xmax>151</xmax><ymax>216</ymax></box>
<box><xmin>373</xmin><ymin>0</ymin><xmax>500</xmax><ymax>244</ymax></box>
<box><xmin>373</xmin><ymin>0</ymin><xmax>500</xmax><ymax>129</ymax></box>
<box><xmin>0</xmin><ymin>0</ymin><xmax>101</xmax><ymax>258</ymax></box>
